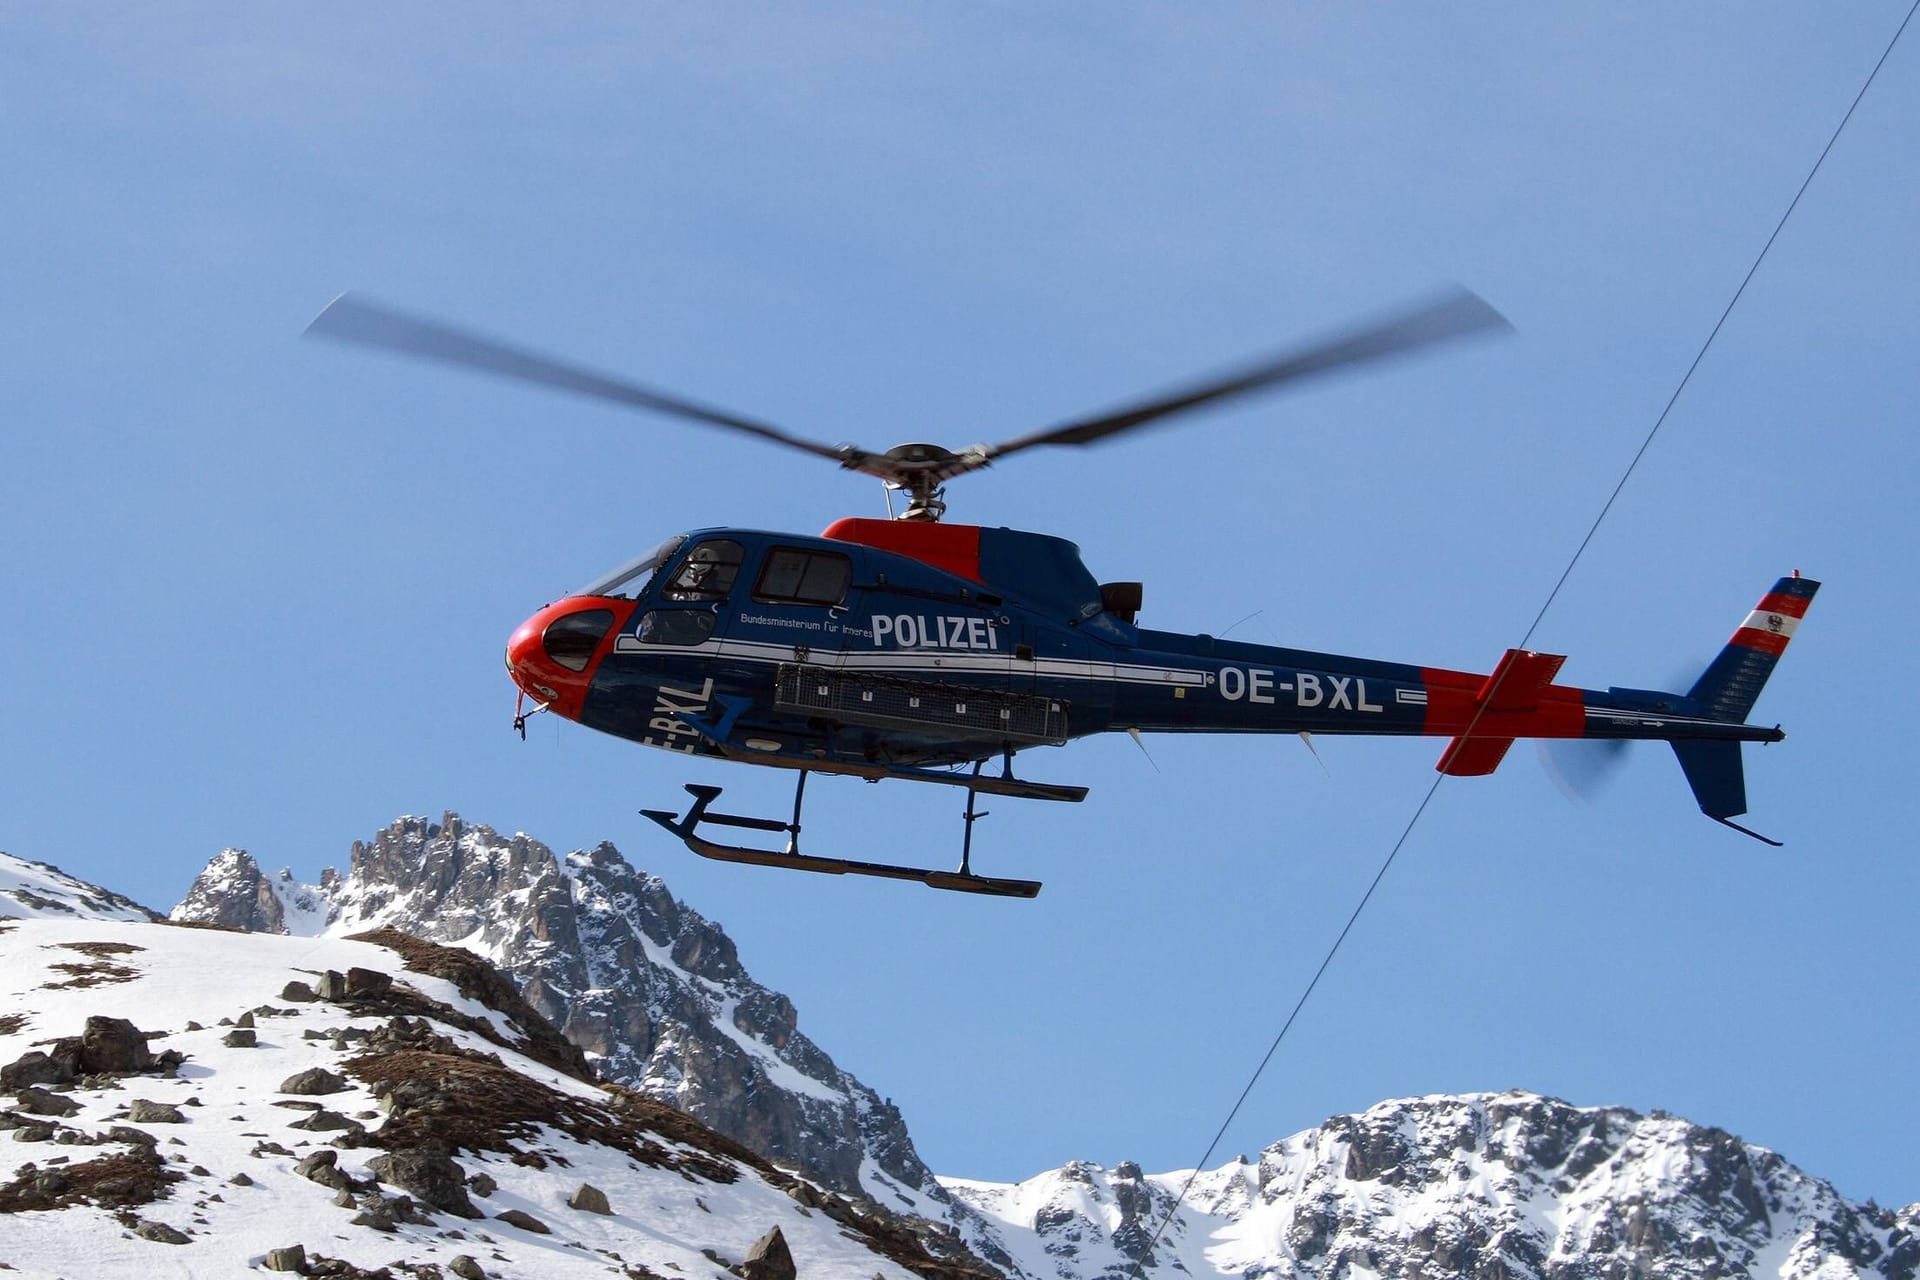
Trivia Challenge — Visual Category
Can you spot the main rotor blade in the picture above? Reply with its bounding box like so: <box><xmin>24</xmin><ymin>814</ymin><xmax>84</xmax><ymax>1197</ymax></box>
<box><xmin>306</xmin><ymin>293</ymin><xmax>851</xmax><ymax>464</ymax></box>
<box><xmin>985</xmin><ymin>286</ymin><xmax>1510</xmax><ymax>460</ymax></box>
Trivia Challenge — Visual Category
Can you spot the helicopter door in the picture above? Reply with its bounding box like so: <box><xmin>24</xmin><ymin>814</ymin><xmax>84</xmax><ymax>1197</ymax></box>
<box><xmin>628</xmin><ymin>537</ymin><xmax>745</xmax><ymax>649</ymax></box>
<box><xmin>739</xmin><ymin>544</ymin><xmax>859</xmax><ymax>665</ymax></box>
<box><xmin>1017</xmin><ymin>616</ymin><xmax>1111</xmax><ymax>731</ymax></box>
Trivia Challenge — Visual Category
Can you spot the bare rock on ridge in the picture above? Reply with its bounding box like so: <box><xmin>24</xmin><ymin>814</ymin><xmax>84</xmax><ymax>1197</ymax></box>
<box><xmin>172</xmin><ymin>813</ymin><xmax>948</xmax><ymax>1209</ymax></box>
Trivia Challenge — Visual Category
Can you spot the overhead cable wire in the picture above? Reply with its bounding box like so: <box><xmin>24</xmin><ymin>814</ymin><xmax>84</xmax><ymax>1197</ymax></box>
<box><xmin>1130</xmin><ymin>6</ymin><xmax>1918</xmax><ymax>1271</ymax></box>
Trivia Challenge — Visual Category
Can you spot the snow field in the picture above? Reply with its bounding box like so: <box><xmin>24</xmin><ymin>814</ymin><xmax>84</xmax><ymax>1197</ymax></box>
<box><xmin>0</xmin><ymin>917</ymin><xmax>924</xmax><ymax>1279</ymax></box>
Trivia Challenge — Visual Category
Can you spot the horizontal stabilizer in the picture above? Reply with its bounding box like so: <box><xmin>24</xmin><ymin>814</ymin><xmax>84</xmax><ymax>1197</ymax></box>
<box><xmin>1477</xmin><ymin>647</ymin><xmax>1566</xmax><ymax>710</ymax></box>
<box><xmin>1437</xmin><ymin>735</ymin><xmax>1516</xmax><ymax>777</ymax></box>
<box><xmin>1436</xmin><ymin>648</ymin><xmax>1566</xmax><ymax>777</ymax></box>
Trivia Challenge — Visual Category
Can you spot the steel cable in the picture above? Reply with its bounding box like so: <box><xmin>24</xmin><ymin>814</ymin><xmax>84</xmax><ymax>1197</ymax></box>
<box><xmin>1130</xmin><ymin>6</ymin><xmax>1919</xmax><ymax>1272</ymax></box>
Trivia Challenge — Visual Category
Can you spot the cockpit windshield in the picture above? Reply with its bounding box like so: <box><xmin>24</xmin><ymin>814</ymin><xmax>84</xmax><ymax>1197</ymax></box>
<box><xmin>574</xmin><ymin>535</ymin><xmax>687</xmax><ymax>599</ymax></box>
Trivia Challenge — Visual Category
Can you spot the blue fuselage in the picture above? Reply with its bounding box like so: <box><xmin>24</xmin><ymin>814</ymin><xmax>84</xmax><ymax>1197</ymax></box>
<box><xmin>499</xmin><ymin>526</ymin><xmax>1777</xmax><ymax>782</ymax></box>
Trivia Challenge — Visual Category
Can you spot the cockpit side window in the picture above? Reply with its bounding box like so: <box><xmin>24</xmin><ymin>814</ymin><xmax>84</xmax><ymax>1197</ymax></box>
<box><xmin>633</xmin><ymin>609</ymin><xmax>717</xmax><ymax>646</ymax></box>
<box><xmin>754</xmin><ymin>548</ymin><xmax>852</xmax><ymax>606</ymax></box>
<box><xmin>662</xmin><ymin>539</ymin><xmax>745</xmax><ymax>602</ymax></box>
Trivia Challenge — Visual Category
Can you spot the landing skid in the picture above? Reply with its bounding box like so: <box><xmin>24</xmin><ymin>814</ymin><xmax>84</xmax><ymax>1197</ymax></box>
<box><xmin>640</xmin><ymin>766</ymin><xmax>1051</xmax><ymax>899</ymax></box>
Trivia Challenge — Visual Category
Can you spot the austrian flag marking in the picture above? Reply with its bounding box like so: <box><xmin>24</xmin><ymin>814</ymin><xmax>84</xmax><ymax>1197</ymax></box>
<box><xmin>1732</xmin><ymin>589</ymin><xmax>1809</xmax><ymax>656</ymax></box>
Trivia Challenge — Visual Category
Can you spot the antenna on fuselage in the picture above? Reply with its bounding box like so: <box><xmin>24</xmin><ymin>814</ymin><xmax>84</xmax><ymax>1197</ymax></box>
<box><xmin>1126</xmin><ymin>727</ymin><xmax>1160</xmax><ymax>773</ymax></box>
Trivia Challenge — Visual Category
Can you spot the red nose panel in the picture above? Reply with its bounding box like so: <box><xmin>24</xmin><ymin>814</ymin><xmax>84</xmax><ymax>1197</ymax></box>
<box><xmin>505</xmin><ymin>597</ymin><xmax>635</xmax><ymax>719</ymax></box>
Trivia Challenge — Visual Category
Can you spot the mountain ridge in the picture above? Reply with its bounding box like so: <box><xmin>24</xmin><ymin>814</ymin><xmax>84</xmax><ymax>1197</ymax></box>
<box><xmin>945</xmin><ymin>1089</ymin><xmax>1919</xmax><ymax>1280</ymax></box>
<box><xmin>21</xmin><ymin>813</ymin><xmax>1906</xmax><ymax>1280</ymax></box>
<box><xmin>167</xmin><ymin>815</ymin><xmax>978</xmax><ymax>1245</ymax></box>
<box><xmin>0</xmin><ymin>894</ymin><xmax>985</xmax><ymax>1279</ymax></box>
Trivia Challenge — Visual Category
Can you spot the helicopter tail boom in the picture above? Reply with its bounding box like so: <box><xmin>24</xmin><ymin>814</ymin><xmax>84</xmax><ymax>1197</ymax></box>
<box><xmin>1431</xmin><ymin>574</ymin><xmax>1817</xmax><ymax>839</ymax></box>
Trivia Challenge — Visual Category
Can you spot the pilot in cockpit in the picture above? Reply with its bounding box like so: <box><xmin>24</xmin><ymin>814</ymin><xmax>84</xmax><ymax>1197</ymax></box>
<box><xmin>664</xmin><ymin>542</ymin><xmax>741</xmax><ymax>601</ymax></box>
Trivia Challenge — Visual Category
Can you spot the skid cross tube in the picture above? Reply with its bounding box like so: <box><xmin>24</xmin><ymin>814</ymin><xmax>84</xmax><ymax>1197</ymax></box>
<box><xmin>640</xmin><ymin>771</ymin><xmax>1041</xmax><ymax>898</ymax></box>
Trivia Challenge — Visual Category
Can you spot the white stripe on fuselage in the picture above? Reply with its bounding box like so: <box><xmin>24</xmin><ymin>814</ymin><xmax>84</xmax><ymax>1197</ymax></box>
<box><xmin>615</xmin><ymin>633</ymin><xmax>1211</xmax><ymax>686</ymax></box>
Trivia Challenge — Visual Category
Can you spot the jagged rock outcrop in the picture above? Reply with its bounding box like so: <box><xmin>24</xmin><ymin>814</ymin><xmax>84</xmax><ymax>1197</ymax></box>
<box><xmin>171</xmin><ymin>814</ymin><xmax>949</xmax><ymax>1215</ymax></box>
<box><xmin>170</xmin><ymin>847</ymin><xmax>330</xmax><ymax>933</ymax></box>
<box><xmin>946</xmin><ymin>1090</ymin><xmax>1920</xmax><ymax>1280</ymax></box>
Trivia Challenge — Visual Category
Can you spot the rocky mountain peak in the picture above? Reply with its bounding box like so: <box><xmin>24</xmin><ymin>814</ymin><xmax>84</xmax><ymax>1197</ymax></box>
<box><xmin>172</xmin><ymin>812</ymin><xmax>955</xmax><ymax>1224</ymax></box>
<box><xmin>170</xmin><ymin>848</ymin><xmax>280</xmax><ymax>932</ymax></box>
<box><xmin>166</xmin><ymin>824</ymin><xmax>1919</xmax><ymax>1280</ymax></box>
<box><xmin>947</xmin><ymin>1090</ymin><xmax>1919</xmax><ymax>1280</ymax></box>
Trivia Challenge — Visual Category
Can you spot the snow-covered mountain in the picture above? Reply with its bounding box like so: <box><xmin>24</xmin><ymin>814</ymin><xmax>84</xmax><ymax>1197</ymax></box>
<box><xmin>134</xmin><ymin>820</ymin><xmax>1920</xmax><ymax>1280</ymax></box>
<box><xmin>2</xmin><ymin>853</ymin><xmax>162</xmax><ymax>923</ymax></box>
<box><xmin>169</xmin><ymin>816</ymin><xmax>968</xmax><ymax>1232</ymax></box>
<box><xmin>948</xmin><ymin>1091</ymin><xmax>1919</xmax><ymax>1280</ymax></box>
<box><xmin>0</xmin><ymin>904</ymin><xmax>989</xmax><ymax>1280</ymax></box>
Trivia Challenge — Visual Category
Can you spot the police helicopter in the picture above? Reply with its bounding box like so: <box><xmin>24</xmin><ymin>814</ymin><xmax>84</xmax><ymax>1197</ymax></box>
<box><xmin>308</xmin><ymin>290</ymin><xmax>1816</xmax><ymax>898</ymax></box>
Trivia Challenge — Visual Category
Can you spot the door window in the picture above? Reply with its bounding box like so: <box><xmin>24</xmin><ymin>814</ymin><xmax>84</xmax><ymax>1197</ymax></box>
<box><xmin>754</xmin><ymin>548</ymin><xmax>852</xmax><ymax>607</ymax></box>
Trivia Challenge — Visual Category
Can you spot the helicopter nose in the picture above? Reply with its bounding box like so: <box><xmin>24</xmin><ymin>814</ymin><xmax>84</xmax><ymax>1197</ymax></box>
<box><xmin>505</xmin><ymin>598</ymin><xmax>625</xmax><ymax>719</ymax></box>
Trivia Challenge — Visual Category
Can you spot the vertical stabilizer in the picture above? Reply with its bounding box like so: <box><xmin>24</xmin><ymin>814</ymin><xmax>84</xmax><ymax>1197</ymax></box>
<box><xmin>1671</xmin><ymin>574</ymin><xmax>1818</xmax><ymax>842</ymax></box>
<box><xmin>1671</xmin><ymin>740</ymin><xmax>1748</xmax><ymax>821</ymax></box>
<box><xmin>1687</xmin><ymin>574</ymin><xmax>1820</xmax><ymax>723</ymax></box>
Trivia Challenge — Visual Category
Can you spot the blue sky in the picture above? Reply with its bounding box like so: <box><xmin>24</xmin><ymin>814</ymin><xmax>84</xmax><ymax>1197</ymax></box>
<box><xmin>4</xmin><ymin>5</ymin><xmax>1915</xmax><ymax>1207</ymax></box>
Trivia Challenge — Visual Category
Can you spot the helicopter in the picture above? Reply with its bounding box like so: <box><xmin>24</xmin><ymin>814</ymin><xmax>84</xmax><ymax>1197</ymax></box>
<box><xmin>308</xmin><ymin>289</ymin><xmax>1817</xmax><ymax>898</ymax></box>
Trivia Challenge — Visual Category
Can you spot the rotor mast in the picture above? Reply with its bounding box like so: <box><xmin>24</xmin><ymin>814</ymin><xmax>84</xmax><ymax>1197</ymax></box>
<box><xmin>847</xmin><ymin>442</ymin><xmax>990</xmax><ymax>522</ymax></box>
